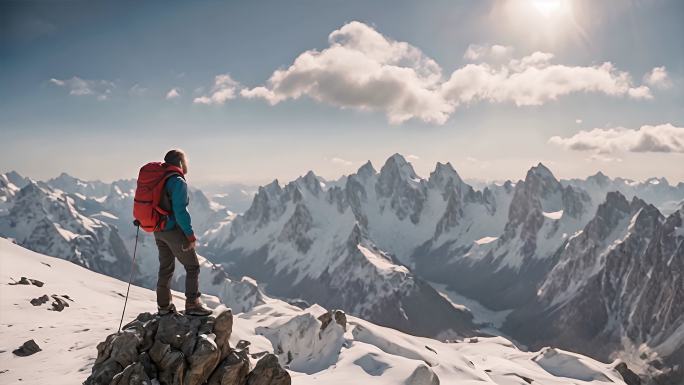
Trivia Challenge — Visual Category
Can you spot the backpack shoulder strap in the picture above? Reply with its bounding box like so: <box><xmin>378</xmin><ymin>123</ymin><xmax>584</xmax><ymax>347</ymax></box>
<box><xmin>157</xmin><ymin>171</ymin><xmax>183</xmax><ymax>214</ymax></box>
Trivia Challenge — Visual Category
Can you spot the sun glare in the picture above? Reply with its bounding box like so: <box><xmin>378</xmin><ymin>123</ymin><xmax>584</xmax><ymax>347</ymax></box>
<box><xmin>533</xmin><ymin>0</ymin><xmax>562</xmax><ymax>17</ymax></box>
<box><xmin>492</xmin><ymin>0</ymin><xmax>580</xmax><ymax>45</ymax></box>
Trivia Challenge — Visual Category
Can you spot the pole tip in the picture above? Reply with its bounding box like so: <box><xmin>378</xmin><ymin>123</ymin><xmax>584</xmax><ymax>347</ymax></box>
<box><xmin>133</xmin><ymin>220</ymin><xmax>141</xmax><ymax>227</ymax></box>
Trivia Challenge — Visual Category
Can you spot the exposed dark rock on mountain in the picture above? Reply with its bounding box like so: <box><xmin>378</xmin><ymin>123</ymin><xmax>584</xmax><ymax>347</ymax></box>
<box><xmin>12</xmin><ymin>340</ymin><xmax>41</xmax><ymax>357</ymax></box>
<box><xmin>507</xmin><ymin>193</ymin><xmax>684</xmax><ymax>384</ymax></box>
<box><xmin>9</xmin><ymin>276</ymin><xmax>44</xmax><ymax>287</ymax></box>
<box><xmin>414</xmin><ymin>162</ymin><xmax>592</xmax><ymax>310</ymax></box>
<box><xmin>85</xmin><ymin>309</ymin><xmax>290</xmax><ymax>385</ymax></box>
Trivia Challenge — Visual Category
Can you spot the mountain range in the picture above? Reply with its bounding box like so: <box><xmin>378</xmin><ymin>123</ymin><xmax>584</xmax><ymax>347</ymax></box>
<box><xmin>1</xmin><ymin>155</ymin><xmax>682</xmax><ymax>383</ymax></box>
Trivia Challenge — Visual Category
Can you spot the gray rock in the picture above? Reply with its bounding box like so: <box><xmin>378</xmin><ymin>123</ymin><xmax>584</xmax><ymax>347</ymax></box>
<box><xmin>406</xmin><ymin>364</ymin><xmax>440</xmax><ymax>385</ymax></box>
<box><xmin>246</xmin><ymin>354</ymin><xmax>291</xmax><ymax>385</ymax></box>
<box><xmin>110</xmin><ymin>362</ymin><xmax>150</xmax><ymax>385</ymax></box>
<box><xmin>318</xmin><ymin>309</ymin><xmax>347</xmax><ymax>332</ymax></box>
<box><xmin>30</xmin><ymin>294</ymin><xmax>49</xmax><ymax>306</ymax></box>
<box><xmin>235</xmin><ymin>340</ymin><xmax>250</xmax><ymax>351</ymax></box>
<box><xmin>85</xmin><ymin>309</ymin><xmax>277</xmax><ymax>385</ymax></box>
<box><xmin>207</xmin><ymin>349</ymin><xmax>250</xmax><ymax>385</ymax></box>
<box><xmin>185</xmin><ymin>334</ymin><xmax>221</xmax><ymax>385</ymax></box>
<box><xmin>214</xmin><ymin>309</ymin><xmax>233</xmax><ymax>361</ymax></box>
<box><xmin>50</xmin><ymin>294</ymin><xmax>70</xmax><ymax>311</ymax></box>
<box><xmin>12</xmin><ymin>339</ymin><xmax>41</xmax><ymax>357</ymax></box>
<box><xmin>9</xmin><ymin>276</ymin><xmax>44</xmax><ymax>287</ymax></box>
<box><xmin>614</xmin><ymin>362</ymin><xmax>641</xmax><ymax>385</ymax></box>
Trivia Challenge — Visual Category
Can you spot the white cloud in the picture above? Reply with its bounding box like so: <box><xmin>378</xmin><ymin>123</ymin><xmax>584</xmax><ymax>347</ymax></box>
<box><xmin>49</xmin><ymin>76</ymin><xmax>114</xmax><ymax>100</ymax></box>
<box><xmin>643</xmin><ymin>66</ymin><xmax>671</xmax><ymax>89</ymax></box>
<box><xmin>464</xmin><ymin>44</ymin><xmax>514</xmax><ymax>61</ymax></box>
<box><xmin>166</xmin><ymin>88</ymin><xmax>181</xmax><ymax>100</ymax></box>
<box><xmin>241</xmin><ymin>21</ymin><xmax>452</xmax><ymax>124</ymax></box>
<box><xmin>442</xmin><ymin>55</ymin><xmax>653</xmax><ymax>107</ymax></box>
<box><xmin>549</xmin><ymin>123</ymin><xmax>684</xmax><ymax>154</ymax></box>
<box><xmin>575</xmin><ymin>119</ymin><xmax>583</xmax><ymax>124</ymax></box>
<box><xmin>194</xmin><ymin>74</ymin><xmax>240</xmax><ymax>105</ymax></box>
<box><xmin>129</xmin><ymin>84</ymin><xmax>147</xmax><ymax>96</ymax></box>
<box><xmin>330</xmin><ymin>157</ymin><xmax>353</xmax><ymax>166</ymax></box>
<box><xmin>239</xmin><ymin>22</ymin><xmax>657</xmax><ymax>124</ymax></box>
<box><xmin>587</xmin><ymin>154</ymin><xmax>623</xmax><ymax>163</ymax></box>
<box><xmin>406</xmin><ymin>154</ymin><xmax>420</xmax><ymax>161</ymax></box>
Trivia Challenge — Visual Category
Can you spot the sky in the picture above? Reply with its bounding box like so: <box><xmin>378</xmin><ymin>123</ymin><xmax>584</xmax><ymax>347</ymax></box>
<box><xmin>1</xmin><ymin>0</ymin><xmax>683</xmax><ymax>186</ymax></box>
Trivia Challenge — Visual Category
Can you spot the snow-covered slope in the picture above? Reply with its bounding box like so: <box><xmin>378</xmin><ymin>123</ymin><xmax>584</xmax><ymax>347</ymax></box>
<box><xmin>0</xmin><ymin>238</ymin><xmax>634</xmax><ymax>385</ymax></box>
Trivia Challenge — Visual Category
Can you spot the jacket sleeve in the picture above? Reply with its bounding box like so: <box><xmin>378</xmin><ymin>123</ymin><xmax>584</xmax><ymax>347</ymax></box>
<box><xmin>167</xmin><ymin>176</ymin><xmax>196</xmax><ymax>242</ymax></box>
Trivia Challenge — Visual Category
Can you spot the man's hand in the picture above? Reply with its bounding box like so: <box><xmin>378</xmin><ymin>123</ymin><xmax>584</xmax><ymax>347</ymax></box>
<box><xmin>182</xmin><ymin>240</ymin><xmax>196</xmax><ymax>252</ymax></box>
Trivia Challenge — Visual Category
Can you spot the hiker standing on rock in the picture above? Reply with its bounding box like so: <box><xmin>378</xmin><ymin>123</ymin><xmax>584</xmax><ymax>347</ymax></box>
<box><xmin>133</xmin><ymin>149</ymin><xmax>212</xmax><ymax>316</ymax></box>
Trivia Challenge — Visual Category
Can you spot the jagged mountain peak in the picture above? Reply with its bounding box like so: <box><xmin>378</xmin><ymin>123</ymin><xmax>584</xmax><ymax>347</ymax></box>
<box><xmin>587</xmin><ymin>171</ymin><xmax>611</xmax><ymax>187</ymax></box>
<box><xmin>295</xmin><ymin>170</ymin><xmax>323</xmax><ymax>195</ymax></box>
<box><xmin>261</xmin><ymin>179</ymin><xmax>282</xmax><ymax>195</ymax></box>
<box><xmin>16</xmin><ymin>179</ymin><xmax>47</xmax><ymax>197</ymax></box>
<box><xmin>526</xmin><ymin>162</ymin><xmax>557</xmax><ymax>182</ymax></box>
<box><xmin>356</xmin><ymin>160</ymin><xmax>377</xmax><ymax>179</ymax></box>
<box><xmin>378</xmin><ymin>153</ymin><xmax>420</xmax><ymax>186</ymax></box>
<box><xmin>4</xmin><ymin>170</ymin><xmax>31</xmax><ymax>189</ymax></box>
<box><xmin>628</xmin><ymin>194</ymin><xmax>648</xmax><ymax>211</ymax></box>
<box><xmin>603</xmin><ymin>190</ymin><xmax>630</xmax><ymax>208</ymax></box>
<box><xmin>429</xmin><ymin>161</ymin><xmax>465</xmax><ymax>190</ymax></box>
<box><xmin>55</xmin><ymin>171</ymin><xmax>75</xmax><ymax>179</ymax></box>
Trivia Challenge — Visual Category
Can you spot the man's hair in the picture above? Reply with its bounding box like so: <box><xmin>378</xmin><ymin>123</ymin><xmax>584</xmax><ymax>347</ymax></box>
<box><xmin>164</xmin><ymin>149</ymin><xmax>186</xmax><ymax>167</ymax></box>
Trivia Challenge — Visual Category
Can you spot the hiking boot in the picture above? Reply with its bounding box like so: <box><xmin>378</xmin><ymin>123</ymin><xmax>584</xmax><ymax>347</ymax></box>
<box><xmin>185</xmin><ymin>298</ymin><xmax>212</xmax><ymax>316</ymax></box>
<box><xmin>157</xmin><ymin>303</ymin><xmax>177</xmax><ymax>316</ymax></box>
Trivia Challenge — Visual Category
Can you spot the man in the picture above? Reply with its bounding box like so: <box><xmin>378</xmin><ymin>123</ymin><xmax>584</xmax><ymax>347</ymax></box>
<box><xmin>154</xmin><ymin>149</ymin><xmax>212</xmax><ymax>316</ymax></box>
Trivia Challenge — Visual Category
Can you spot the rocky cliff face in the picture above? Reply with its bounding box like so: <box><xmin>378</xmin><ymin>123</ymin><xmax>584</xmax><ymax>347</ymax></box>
<box><xmin>507</xmin><ymin>192</ymin><xmax>684</xmax><ymax>383</ymax></box>
<box><xmin>413</xmin><ymin>163</ymin><xmax>593</xmax><ymax>310</ymax></box>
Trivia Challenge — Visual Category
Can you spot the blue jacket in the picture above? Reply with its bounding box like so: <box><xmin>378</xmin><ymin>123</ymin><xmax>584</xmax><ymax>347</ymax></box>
<box><xmin>162</xmin><ymin>175</ymin><xmax>195</xmax><ymax>241</ymax></box>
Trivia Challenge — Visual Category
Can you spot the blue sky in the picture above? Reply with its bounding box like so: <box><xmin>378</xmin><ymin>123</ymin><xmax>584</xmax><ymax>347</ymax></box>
<box><xmin>1</xmin><ymin>0</ymin><xmax>683</xmax><ymax>185</ymax></box>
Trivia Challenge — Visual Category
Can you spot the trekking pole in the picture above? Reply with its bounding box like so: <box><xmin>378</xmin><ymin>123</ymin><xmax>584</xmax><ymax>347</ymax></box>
<box><xmin>118</xmin><ymin>220</ymin><xmax>141</xmax><ymax>333</ymax></box>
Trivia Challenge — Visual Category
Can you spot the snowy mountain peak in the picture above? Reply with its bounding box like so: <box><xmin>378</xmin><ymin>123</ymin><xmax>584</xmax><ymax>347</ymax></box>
<box><xmin>377</xmin><ymin>153</ymin><xmax>421</xmax><ymax>194</ymax></box>
<box><xmin>5</xmin><ymin>170</ymin><xmax>30</xmax><ymax>189</ymax></box>
<box><xmin>527</xmin><ymin>162</ymin><xmax>557</xmax><ymax>183</ymax></box>
<box><xmin>296</xmin><ymin>170</ymin><xmax>323</xmax><ymax>196</ymax></box>
<box><xmin>429</xmin><ymin>161</ymin><xmax>465</xmax><ymax>191</ymax></box>
<box><xmin>380</xmin><ymin>153</ymin><xmax>418</xmax><ymax>179</ymax></box>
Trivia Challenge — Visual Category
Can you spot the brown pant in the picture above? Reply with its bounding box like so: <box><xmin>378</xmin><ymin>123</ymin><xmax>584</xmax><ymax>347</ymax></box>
<box><xmin>154</xmin><ymin>227</ymin><xmax>200</xmax><ymax>307</ymax></box>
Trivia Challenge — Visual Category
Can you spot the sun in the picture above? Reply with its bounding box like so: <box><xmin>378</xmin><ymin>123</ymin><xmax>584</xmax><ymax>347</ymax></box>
<box><xmin>532</xmin><ymin>0</ymin><xmax>566</xmax><ymax>18</ymax></box>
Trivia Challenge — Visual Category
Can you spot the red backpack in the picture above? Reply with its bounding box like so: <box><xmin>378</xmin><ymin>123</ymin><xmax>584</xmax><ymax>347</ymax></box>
<box><xmin>133</xmin><ymin>162</ymin><xmax>185</xmax><ymax>232</ymax></box>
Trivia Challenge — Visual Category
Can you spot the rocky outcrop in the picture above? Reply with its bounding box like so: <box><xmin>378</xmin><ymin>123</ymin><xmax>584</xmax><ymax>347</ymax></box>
<box><xmin>9</xmin><ymin>276</ymin><xmax>44</xmax><ymax>287</ymax></box>
<box><xmin>12</xmin><ymin>340</ymin><xmax>41</xmax><ymax>357</ymax></box>
<box><xmin>84</xmin><ymin>309</ymin><xmax>290</xmax><ymax>385</ymax></box>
